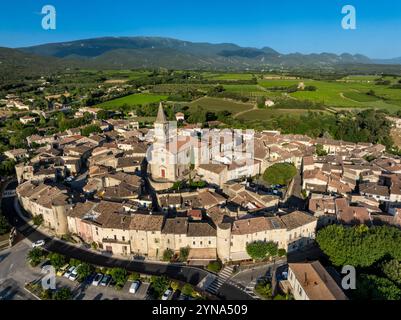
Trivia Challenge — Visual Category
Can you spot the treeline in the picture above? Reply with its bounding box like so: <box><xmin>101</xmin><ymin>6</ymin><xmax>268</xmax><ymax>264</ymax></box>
<box><xmin>220</xmin><ymin>109</ymin><xmax>393</xmax><ymax>148</ymax></box>
<box><xmin>317</xmin><ymin>224</ymin><xmax>401</xmax><ymax>300</ymax></box>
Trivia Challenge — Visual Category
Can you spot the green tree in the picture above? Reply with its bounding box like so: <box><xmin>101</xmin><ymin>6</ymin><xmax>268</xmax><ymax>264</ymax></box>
<box><xmin>255</xmin><ymin>279</ymin><xmax>273</xmax><ymax>299</ymax></box>
<box><xmin>81</xmin><ymin>124</ymin><xmax>101</xmax><ymax>137</ymax></box>
<box><xmin>49</xmin><ymin>253</ymin><xmax>67</xmax><ymax>270</ymax></box>
<box><xmin>163</xmin><ymin>249</ymin><xmax>174</xmax><ymax>262</ymax></box>
<box><xmin>53</xmin><ymin>287</ymin><xmax>73</xmax><ymax>300</ymax></box>
<box><xmin>316</xmin><ymin>225</ymin><xmax>401</xmax><ymax>268</ymax></box>
<box><xmin>382</xmin><ymin>260</ymin><xmax>401</xmax><ymax>286</ymax></box>
<box><xmin>179</xmin><ymin>247</ymin><xmax>190</xmax><ymax>262</ymax></box>
<box><xmin>353</xmin><ymin>274</ymin><xmax>401</xmax><ymax>300</ymax></box>
<box><xmin>315</xmin><ymin>144</ymin><xmax>328</xmax><ymax>156</ymax></box>
<box><xmin>277</xmin><ymin>248</ymin><xmax>287</xmax><ymax>257</ymax></box>
<box><xmin>150</xmin><ymin>275</ymin><xmax>170</xmax><ymax>299</ymax></box>
<box><xmin>246</xmin><ymin>241</ymin><xmax>278</xmax><ymax>261</ymax></box>
<box><xmin>263</xmin><ymin>163</ymin><xmax>297</xmax><ymax>185</ymax></box>
<box><xmin>128</xmin><ymin>272</ymin><xmax>140</xmax><ymax>282</ymax></box>
<box><xmin>27</xmin><ymin>248</ymin><xmax>45</xmax><ymax>267</ymax></box>
<box><xmin>77</xmin><ymin>263</ymin><xmax>94</xmax><ymax>282</ymax></box>
<box><xmin>32</xmin><ymin>214</ymin><xmax>44</xmax><ymax>226</ymax></box>
<box><xmin>110</xmin><ymin>268</ymin><xmax>128</xmax><ymax>287</ymax></box>
<box><xmin>181</xmin><ymin>283</ymin><xmax>196</xmax><ymax>297</ymax></box>
<box><xmin>207</xmin><ymin>260</ymin><xmax>222</xmax><ymax>273</ymax></box>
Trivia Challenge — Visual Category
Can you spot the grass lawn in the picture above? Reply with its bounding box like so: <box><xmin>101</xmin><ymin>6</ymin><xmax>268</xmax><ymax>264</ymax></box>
<box><xmin>189</xmin><ymin>97</ymin><xmax>254</xmax><ymax>115</ymax></box>
<box><xmin>97</xmin><ymin>93</ymin><xmax>168</xmax><ymax>109</ymax></box>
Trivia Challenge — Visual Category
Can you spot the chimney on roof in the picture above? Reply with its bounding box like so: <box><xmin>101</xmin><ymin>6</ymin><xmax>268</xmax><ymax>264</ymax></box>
<box><xmin>304</xmin><ymin>272</ymin><xmax>309</xmax><ymax>286</ymax></box>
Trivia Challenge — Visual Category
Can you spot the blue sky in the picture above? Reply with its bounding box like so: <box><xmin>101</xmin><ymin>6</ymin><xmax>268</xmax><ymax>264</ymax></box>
<box><xmin>0</xmin><ymin>0</ymin><xmax>400</xmax><ymax>58</ymax></box>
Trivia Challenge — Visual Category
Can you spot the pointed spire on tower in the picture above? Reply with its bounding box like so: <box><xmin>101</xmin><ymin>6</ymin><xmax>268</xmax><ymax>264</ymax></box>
<box><xmin>156</xmin><ymin>102</ymin><xmax>167</xmax><ymax>124</ymax></box>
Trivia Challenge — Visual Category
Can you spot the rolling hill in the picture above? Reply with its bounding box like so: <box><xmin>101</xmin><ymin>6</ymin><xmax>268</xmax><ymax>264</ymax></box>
<box><xmin>18</xmin><ymin>36</ymin><xmax>387</xmax><ymax>70</ymax></box>
<box><xmin>0</xmin><ymin>36</ymin><xmax>400</xmax><ymax>82</ymax></box>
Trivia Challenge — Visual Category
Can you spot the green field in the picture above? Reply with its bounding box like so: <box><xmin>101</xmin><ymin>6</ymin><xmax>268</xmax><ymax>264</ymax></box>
<box><xmin>189</xmin><ymin>97</ymin><xmax>254</xmax><ymax>115</ymax></box>
<box><xmin>256</xmin><ymin>78</ymin><xmax>401</xmax><ymax>112</ymax></box>
<box><xmin>202</xmin><ymin>72</ymin><xmax>256</xmax><ymax>81</ymax></box>
<box><xmin>342</xmin><ymin>91</ymin><xmax>379</xmax><ymax>102</ymax></box>
<box><xmin>236</xmin><ymin>108</ymin><xmax>313</xmax><ymax>121</ymax></box>
<box><xmin>98</xmin><ymin>93</ymin><xmax>168</xmax><ymax>109</ymax></box>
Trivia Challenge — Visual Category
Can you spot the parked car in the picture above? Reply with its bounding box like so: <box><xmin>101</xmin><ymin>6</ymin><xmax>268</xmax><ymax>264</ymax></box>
<box><xmin>92</xmin><ymin>273</ymin><xmax>104</xmax><ymax>286</ymax></box>
<box><xmin>64</xmin><ymin>266</ymin><xmax>76</xmax><ymax>279</ymax></box>
<box><xmin>32</xmin><ymin>240</ymin><xmax>45</xmax><ymax>248</ymax></box>
<box><xmin>129</xmin><ymin>281</ymin><xmax>141</xmax><ymax>294</ymax></box>
<box><xmin>56</xmin><ymin>264</ymin><xmax>69</xmax><ymax>277</ymax></box>
<box><xmin>69</xmin><ymin>265</ymin><xmax>81</xmax><ymax>281</ymax></box>
<box><xmin>85</xmin><ymin>273</ymin><xmax>96</xmax><ymax>284</ymax></box>
<box><xmin>100</xmin><ymin>274</ymin><xmax>112</xmax><ymax>287</ymax></box>
<box><xmin>162</xmin><ymin>288</ymin><xmax>173</xmax><ymax>301</ymax></box>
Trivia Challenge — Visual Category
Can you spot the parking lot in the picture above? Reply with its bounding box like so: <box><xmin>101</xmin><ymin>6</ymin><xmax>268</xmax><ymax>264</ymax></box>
<box><xmin>56</xmin><ymin>275</ymin><xmax>151</xmax><ymax>300</ymax></box>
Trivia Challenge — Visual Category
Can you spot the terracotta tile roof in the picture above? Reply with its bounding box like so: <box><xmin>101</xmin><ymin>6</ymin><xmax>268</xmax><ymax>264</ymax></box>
<box><xmin>279</xmin><ymin>211</ymin><xmax>317</xmax><ymax>230</ymax></box>
<box><xmin>289</xmin><ymin>261</ymin><xmax>348</xmax><ymax>300</ymax></box>
<box><xmin>129</xmin><ymin>213</ymin><xmax>164</xmax><ymax>231</ymax></box>
<box><xmin>187</xmin><ymin>222</ymin><xmax>216</xmax><ymax>237</ymax></box>
<box><xmin>162</xmin><ymin>217</ymin><xmax>188</xmax><ymax>234</ymax></box>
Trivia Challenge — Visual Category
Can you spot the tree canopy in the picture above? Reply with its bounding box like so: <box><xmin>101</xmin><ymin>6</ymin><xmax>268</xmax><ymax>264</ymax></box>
<box><xmin>263</xmin><ymin>163</ymin><xmax>297</xmax><ymax>185</ymax></box>
<box><xmin>316</xmin><ymin>225</ymin><xmax>401</xmax><ymax>268</ymax></box>
<box><xmin>246</xmin><ymin>241</ymin><xmax>278</xmax><ymax>261</ymax></box>
<box><xmin>353</xmin><ymin>274</ymin><xmax>401</xmax><ymax>300</ymax></box>
<box><xmin>381</xmin><ymin>260</ymin><xmax>401</xmax><ymax>286</ymax></box>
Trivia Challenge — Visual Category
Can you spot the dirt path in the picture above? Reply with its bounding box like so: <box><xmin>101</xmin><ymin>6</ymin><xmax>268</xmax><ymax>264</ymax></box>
<box><xmin>233</xmin><ymin>104</ymin><xmax>258</xmax><ymax>119</ymax></box>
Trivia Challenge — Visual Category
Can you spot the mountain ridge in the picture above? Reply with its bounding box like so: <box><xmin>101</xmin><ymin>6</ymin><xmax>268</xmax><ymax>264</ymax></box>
<box><xmin>1</xmin><ymin>36</ymin><xmax>400</xmax><ymax>82</ymax></box>
<box><xmin>18</xmin><ymin>36</ymin><xmax>393</xmax><ymax>69</ymax></box>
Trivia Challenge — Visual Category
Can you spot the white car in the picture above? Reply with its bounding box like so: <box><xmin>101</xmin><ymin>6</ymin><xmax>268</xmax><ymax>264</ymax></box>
<box><xmin>129</xmin><ymin>281</ymin><xmax>141</xmax><ymax>294</ymax></box>
<box><xmin>161</xmin><ymin>289</ymin><xmax>173</xmax><ymax>301</ymax></box>
<box><xmin>64</xmin><ymin>266</ymin><xmax>76</xmax><ymax>279</ymax></box>
<box><xmin>69</xmin><ymin>265</ymin><xmax>81</xmax><ymax>281</ymax></box>
<box><xmin>92</xmin><ymin>273</ymin><xmax>104</xmax><ymax>286</ymax></box>
<box><xmin>32</xmin><ymin>240</ymin><xmax>45</xmax><ymax>248</ymax></box>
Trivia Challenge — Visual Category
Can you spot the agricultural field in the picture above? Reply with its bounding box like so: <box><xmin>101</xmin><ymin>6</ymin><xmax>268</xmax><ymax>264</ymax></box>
<box><xmin>189</xmin><ymin>97</ymin><xmax>254</xmax><ymax>115</ymax></box>
<box><xmin>80</xmin><ymin>69</ymin><xmax>151</xmax><ymax>81</ymax></box>
<box><xmin>236</xmin><ymin>108</ymin><xmax>313</xmax><ymax>121</ymax></box>
<box><xmin>151</xmin><ymin>83</ymin><xmax>213</xmax><ymax>94</ymax></box>
<box><xmin>97</xmin><ymin>93</ymin><xmax>168</xmax><ymax>109</ymax></box>
<box><xmin>257</xmin><ymin>78</ymin><xmax>401</xmax><ymax>112</ymax></box>
<box><xmin>223</xmin><ymin>84</ymin><xmax>270</xmax><ymax>98</ymax></box>
<box><xmin>201</xmin><ymin>72</ymin><xmax>257</xmax><ymax>81</ymax></box>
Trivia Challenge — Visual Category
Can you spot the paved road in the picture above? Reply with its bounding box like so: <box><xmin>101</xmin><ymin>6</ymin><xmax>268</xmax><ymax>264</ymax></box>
<box><xmin>1</xmin><ymin>182</ymin><xmax>252</xmax><ymax>300</ymax></box>
<box><xmin>0</xmin><ymin>241</ymin><xmax>42</xmax><ymax>300</ymax></box>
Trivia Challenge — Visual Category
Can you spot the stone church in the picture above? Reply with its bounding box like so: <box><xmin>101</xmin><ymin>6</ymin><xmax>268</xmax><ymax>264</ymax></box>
<box><xmin>149</xmin><ymin>103</ymin><xmax>193</xmax><ymax>182</ymax></box>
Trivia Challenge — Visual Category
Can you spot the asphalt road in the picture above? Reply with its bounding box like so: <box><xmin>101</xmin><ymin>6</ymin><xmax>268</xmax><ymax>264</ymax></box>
<box><xmin>0</xmin><ymin>241</ymin><xmax>41</xmax><ymax>300</ymax></box>
<box><xmin>1</xmin><ymin>181</ymin><xmax>252</xmax><ymax>300</ymax></box>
